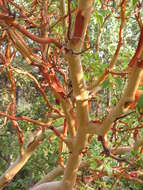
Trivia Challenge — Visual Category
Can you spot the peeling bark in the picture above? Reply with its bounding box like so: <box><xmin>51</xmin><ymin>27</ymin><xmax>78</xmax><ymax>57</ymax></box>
<box><xmin>60</xmin><ymin>1</ymin><xmax>93</xmax><ymax>189</ymax></box>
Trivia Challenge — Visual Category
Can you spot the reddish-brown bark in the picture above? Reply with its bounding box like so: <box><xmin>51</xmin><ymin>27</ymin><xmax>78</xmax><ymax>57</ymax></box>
<box><xmin>72</xmin><ymin>10</ymin><xmax>84</xmax><ymax>44</ymax></box>
<box><xmin>129</xmin><ymin>27</ymin><xmax>143</xmax><ymax>67</ymax></box>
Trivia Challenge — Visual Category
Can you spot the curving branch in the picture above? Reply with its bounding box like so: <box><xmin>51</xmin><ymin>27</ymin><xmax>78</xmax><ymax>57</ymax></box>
<box><xmin>0</xmin><ymin>125</ymin><xmax>64</xmax><ymax>189</ymax></box>
<box><xmin>87</xmin><ymin>27</ymin><xmax>143</xmax><ymax>136</ymax></box>
<box><xmin>89</xmin><ymin>0</ymin><xmax>128</xmax><ymax>92</ymax></box>
<box><xmin>0</xmin><ymin>129</ymin><xmax>43</xmax><ymax>189</ymax></box>
<box><xmin>0</xmin><ymin>14</ymin><xmax>63</xmax><ymax>48</ymax></box>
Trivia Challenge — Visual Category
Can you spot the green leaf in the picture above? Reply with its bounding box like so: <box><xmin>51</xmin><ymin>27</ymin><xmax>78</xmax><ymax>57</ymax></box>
<box><xmin>137</xmin><ymin>94</ymin><xmax>143</xmax><ymax>112</ymax></box>
<box><xmin>102</xmin><ymin>79</ymin><xmax>112</xmax><ymax>89</ymax></box>
<box><xmin>90</xmin><ymin>161</ymin><xmax>98</xmax><ymax>170</ymax></box>
<box><xmin>115</xmin><ymin>77</ymin><xmax>122</xmax><ymax>86</ymax></box>
<box><xmin>105</xmin><ymin>164</ymin><xmax>112</xmax><ymax>176</ymax></box>
<box><xmin>94</xmin><ymin>10</ymin><xmax>103</xmax><ymax>27</ymax></box>
<box><xmin>131</xmin><ymin>0</ymin><xmax>138</xmax><ymax>6</ymax></box>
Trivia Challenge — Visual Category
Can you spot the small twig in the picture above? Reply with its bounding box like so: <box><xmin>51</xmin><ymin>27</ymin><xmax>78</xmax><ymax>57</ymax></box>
<box><xmin>98</xmin><ymin>135</ymin><xmax>110</xmax><ymax>156</ymax></box>
<box><xmin>67</xmin><ymin>0</ymin><xmax>72</xmax><ymax>40</ymax></box>
<box><xmin>64</xmin><ymin>43</ymin><xmax>95</xmax><ymax>55</ymax></box>
<box><xmin>98</xmin><ymin>135</ymin><xmax>134</xmax><ymax>166</ymax></box>
<box><xmin>115</xmin><ymin>111</ymin><xmax>136</xmax><ymax>122</ymax></box>
<box><xmin>110</xmin><ymin>153</ymin><xmax>133</xmax><ymax>166</ymax></box>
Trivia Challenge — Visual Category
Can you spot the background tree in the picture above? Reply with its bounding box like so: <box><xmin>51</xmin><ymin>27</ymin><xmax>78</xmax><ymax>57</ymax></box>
<box><xmin>0</xmin><ymin>0</ymin><xmax>143</xmax><ymax>189</ymax></box>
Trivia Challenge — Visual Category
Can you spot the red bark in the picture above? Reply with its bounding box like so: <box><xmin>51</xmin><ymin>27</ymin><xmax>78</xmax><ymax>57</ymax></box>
<box><xmin>72</xmin><ymin>10</ymin><xmax>84</xmax><ymax>44</ymax></box>
<box><xmin>129</xmin><ymin>27</ymin><xmax>143</xmax><ymax>67</ymax></box>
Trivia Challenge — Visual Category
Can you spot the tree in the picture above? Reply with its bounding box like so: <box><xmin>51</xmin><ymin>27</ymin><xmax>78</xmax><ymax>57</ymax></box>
<box><xmin>0</xmin><ymin>0</ymin><xmax>143</xmax><ymax>189</ymax></box>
